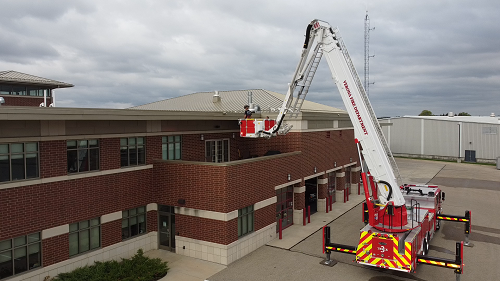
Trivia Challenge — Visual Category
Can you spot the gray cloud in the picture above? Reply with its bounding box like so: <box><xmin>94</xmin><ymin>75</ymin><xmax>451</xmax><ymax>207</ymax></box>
<box><xmin>0</xmin><ymin>0</ymin><xmax>499</xmax><ymax>117</ymax></box>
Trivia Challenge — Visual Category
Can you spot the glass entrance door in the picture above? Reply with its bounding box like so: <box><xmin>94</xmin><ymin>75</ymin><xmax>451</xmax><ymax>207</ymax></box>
<box><xmin>158</xmin><ymin>205</ymin><xmax>175</xmax><ymax>251</ymax></box>
<box><xmin>159</xmin><ymin>214</ymin><xmax>170</xmax><ymax>250</ymax></box>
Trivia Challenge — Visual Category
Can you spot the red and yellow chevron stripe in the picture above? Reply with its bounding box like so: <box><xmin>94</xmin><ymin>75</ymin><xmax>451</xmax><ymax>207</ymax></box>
<box><xmin>326</xmin><ymin>246</ymin><xmax>356</xmax><ymax>254</ymax></box>
<box><xmin>418</xmin><ymin>258</ymin><xmax>460</xmax><ymax>269</ymax></box>
<box><xmin>437</xmin><ymin>216</ymin><xmax>469</xmax><ymax>222</ymax></box>
<box><xmin>356</xmin><ymin>231</ymin><xmax>413</xmax><ymax>272</ymax></box>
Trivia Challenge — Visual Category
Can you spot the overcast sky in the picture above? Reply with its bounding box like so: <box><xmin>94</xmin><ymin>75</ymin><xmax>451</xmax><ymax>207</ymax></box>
<box><xmin>1</xmin><ymin>0</ymin><xmax>499</xmax><ymax>117</ymax></box>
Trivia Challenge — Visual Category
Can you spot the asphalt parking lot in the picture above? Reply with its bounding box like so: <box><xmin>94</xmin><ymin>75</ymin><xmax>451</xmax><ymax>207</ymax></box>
<box><xmin>208</xmin><ymin>158</ymin><xmax>500</xmax><ymax>281</ymax></box>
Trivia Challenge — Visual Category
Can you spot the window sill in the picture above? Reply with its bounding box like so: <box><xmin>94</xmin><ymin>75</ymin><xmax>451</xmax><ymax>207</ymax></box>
<box><xmin>122</xmin><ymin>232</ymin><xmax>147</xmax><ymax>242</ymax></box>
<box><xmin>237</xmin><ymin>231</ymin><xmax>254</xmax><ymax>240</ymax></box>
<box><xmin>0</xmin><ymin>176</ymin><xmax>40</xmax><ymax>186</ymax></box>
<box><xmin>69</xmin><ymin>246</ymin><xmax>101</xmax><ymax>259</ymax></box>
<box><xmin>0</xmin><ymin>165</ymin><xmax>153</xmax><ymax>190</ymax></box>
<box><xmin>67</xmin><ymin>169</ymin><xmax>100</xmax><ymax>175</ymax></box>
<box><xmin>120</xmin><ymin>163</ymin><xmax>148</xmax><ymax>169</ymax></box>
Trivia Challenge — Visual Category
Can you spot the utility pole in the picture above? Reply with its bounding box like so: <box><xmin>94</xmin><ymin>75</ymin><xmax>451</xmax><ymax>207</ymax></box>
<box><xmin>364</xmin><ymin>11</ymin><xmax>375</xmax><ymax>97</ymax></box>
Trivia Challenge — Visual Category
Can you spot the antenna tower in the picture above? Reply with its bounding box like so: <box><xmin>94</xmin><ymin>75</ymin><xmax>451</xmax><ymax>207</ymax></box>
<box><xmin>364</xmin><ymin>11</ymin><xmax>375</xmax><ymax>97</ymax></box>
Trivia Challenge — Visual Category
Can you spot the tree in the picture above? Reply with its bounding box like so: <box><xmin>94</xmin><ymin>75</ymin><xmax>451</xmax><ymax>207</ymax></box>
<box><xmin>458</xmin><ymin>112</ymin><xmax>471</xmax><ymax>116</ymax></box>
<box><xmin>419</xmin><ymin>110</ymin><xmax>433</xmax><ymax>116</ymax></box>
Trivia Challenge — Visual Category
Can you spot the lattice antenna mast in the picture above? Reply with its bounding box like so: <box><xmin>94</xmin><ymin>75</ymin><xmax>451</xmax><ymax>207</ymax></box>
<box><xmin>364</xmin><ymin>11</ymin><xmax>375</xmax><ymax>97</ymax></box>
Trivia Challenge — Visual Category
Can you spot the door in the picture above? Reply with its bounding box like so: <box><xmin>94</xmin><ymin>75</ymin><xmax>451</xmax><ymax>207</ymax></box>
<box><xmin>305</xmin><ymin>178</ymin><xmax>318</xmax><ymax>215</ymax></box>
<box><xmin>276</xmin><ymin>186</ymin><xmax>293</xmax><ymax>233</ymax></box>
<box><xmin>158</xmin><ymin>206</ymin><xmax>175</xmax><ymax>251</ymax></box>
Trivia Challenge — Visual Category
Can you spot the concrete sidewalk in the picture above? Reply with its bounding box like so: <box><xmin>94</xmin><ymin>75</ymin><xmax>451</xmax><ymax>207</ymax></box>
<box><xmin>144</xmin><ymin>249</ymin><xmax>226</xmax><ymax>281</ymax></box>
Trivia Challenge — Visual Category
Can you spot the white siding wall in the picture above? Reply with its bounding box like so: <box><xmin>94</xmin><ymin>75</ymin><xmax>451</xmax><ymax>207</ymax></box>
<box><xmin>383</xmin><ymin>117</ymin><xmax>500</xmax><ymax>162</ymax></box>
<box><xmin>387</xmin><ymin>118</ymin><xmax>422</xmax><ymax>155</ymax></box>
<box><xmin>462</xmin><ymin>122</ymin><xmax>500</xmax><ymax>160</ymax></box>
<box><xmin>423</xmin><ymin>119</ymin><xmax>459</xmax><ymax>157</ymax></box>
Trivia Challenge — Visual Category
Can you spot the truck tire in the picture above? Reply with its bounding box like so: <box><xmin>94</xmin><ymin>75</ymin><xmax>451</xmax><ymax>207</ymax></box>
<box><xmin>423</xmin><ymin>234</ymin><xmax>430</xmax><ymax>255</ymax></box>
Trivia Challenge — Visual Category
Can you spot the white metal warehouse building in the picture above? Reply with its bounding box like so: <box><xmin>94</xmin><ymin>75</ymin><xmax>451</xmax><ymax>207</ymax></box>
<box><xmin>379</xmin><ymin>114</ymin><xmax>500</xmax><ymax>164</ymax></box>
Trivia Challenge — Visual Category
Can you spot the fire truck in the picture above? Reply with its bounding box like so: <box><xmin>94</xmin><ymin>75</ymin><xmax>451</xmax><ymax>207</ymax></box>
<box><xmin>239</xmin><ymin>19</ymin><xmax>471</xmax><ymax>280</ymax></box>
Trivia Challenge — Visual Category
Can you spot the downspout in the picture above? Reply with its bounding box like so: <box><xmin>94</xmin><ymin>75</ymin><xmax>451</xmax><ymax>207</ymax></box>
<box><xmin>457</xmin><ymin>123</ymin><xmax>462</xmax><ymax>163</ymax></box>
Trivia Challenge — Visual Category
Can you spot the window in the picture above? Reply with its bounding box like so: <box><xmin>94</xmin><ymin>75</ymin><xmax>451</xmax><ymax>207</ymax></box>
<box><xmin>120</xmin><ymin>137</ymin><xmax>146</xmax><ymax>167</ymax></box>
<box><xmin>237</xmin><ymin>205</ymin><xmax>254</xmax><ymax>238</ymax></box>
<box><xmin>162</xmin><ymin>136</ymin><xmax>181</xmax><ymax>160</ymax></box>
<box><xmin>0</xmin><ymin>233</ymin><xmax>41</xmax><ymax>280</ymax></box>
<box><xmin>328</xmin><ymin>172</ymin><xmax>336</xmax><ymax>203</ymax></box>
<box><xmin>205</xmin><ymin>139</ymin><xmax>229</xmax><ymax>163</ymax></box>
<box><xmin>67</xmin><ymin>140</ymin><xmax>99</xmax><ymax>173</ymax></box>
<box><xmin>0</xmin><ymin>143</ymin><xmax>39</xmax><ymax>183</ymax></box>
<box><xmin>69</xmin><ymin>218</ymin><xmax>100</xmax><ymax>256</ymax></box>
<box><xmin>122</xmin><ymin>206</ymin><xmax>146</xmax><ymax>240</ymax></box>
<box><xmin>0</xmin><ymin>84</ymin><xmax>51</xmax><ymax>97</ymax></box>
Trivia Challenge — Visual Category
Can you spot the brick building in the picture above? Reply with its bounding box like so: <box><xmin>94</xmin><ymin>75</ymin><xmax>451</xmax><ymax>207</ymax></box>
<box><xmin>0</xmin><ymin>71</ymin><xmax>73</xmax><ymax>107</ymax></box>
<box><xmin>0</xmin><ymin>75</ymin><xmax>360</xmax><ymax>280</ymax></box>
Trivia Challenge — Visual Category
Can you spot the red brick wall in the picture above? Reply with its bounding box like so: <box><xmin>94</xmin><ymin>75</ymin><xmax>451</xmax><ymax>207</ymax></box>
<box><xmin>254</xmin><ymin>205</ymin><xmax>275</xmax><ymax>231</ymax></box>
<box><xmin>152</xmin><ymin>129</ymin><xmax>357</xmax><ymax>244</ymax></box>
<box><xmin>178</xmin><ymin>130</ymin><xmax>355</xmax><ymax>165</ymax></box>
<box><xmin>175</xmin><ymin>205</ymin><xmax>273</xmax><ymax>246</ymax></box>
<box><xmin>42</xmin><ymin>233</ymin><xmax>69</xmax><ymax>267</ymax></box>
<box><xmin>40</xmin><ymin>140</ymin><xmax>67</xmax><ymax>178</ymax></box>
<box><xmin>0</xmin><ymin>96</ymin><xmax>51</xmax><ymax>107</ymax></box>
<box><xmin>239</xmin><ymin>133</ymin><xmax>300</xmax><ymax>159</ymax></box>
<box><xmin>351</xmin><ymin>168</ymin><xmax>360</xmax><ymax>184</ymax></box>
<box><xmin>146</xmin><ymin>136</ymin><xmax>162</xmax><ymax>164</ymax></box>
<box><xmin>336</xmin><ymin>171</ymin><xmax>345</xmax><ymax>191</ymax></box>
<box><xmin>1</xmin><ymin>127</ymin><xmax>357</xmax><ymax>257</ymax></box>
<box><xmin>180</xmin><ymin>134</ymin><xmax>205</xmax><ymax>162</ymax></box>
<box><xmin>175</xmin><ymin>214</ymin><xmax>234</xmax><ymax>245</ymax></box>
<box><xmin>153</xmin><ymin>162</ymin><xmax>227</xmax><ymax>212</ymax></box>
<box><xmin>100</xmin><ymin>138</ymin><xmax>120</xmax><ymax>170</ymax></box>
<box><xmin>0</xmin><ymin>169</ymin><xmax>153</xmax><ymax>240</ymax></box>
<box><xmin>318</xmin><ymin>183</ymin><xmax>328</xmax><ymax>199</ymax></box>
<box><xmin>147</xmin><ymin>210</ymin><xmax>158</xmax><ymax>232</ymax></box>
<box><xmin>294</xmin><ymin>192</ymin><xmax>305</xmax><ymax>210</ymax></box>
<box><xmin>101</xmin><ymin>220</ymin><xmax>122</xmax><ymax>248</ymax></box>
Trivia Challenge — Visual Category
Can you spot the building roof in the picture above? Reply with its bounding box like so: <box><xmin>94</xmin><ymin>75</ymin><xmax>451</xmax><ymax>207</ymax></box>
<box><xmin>130</xmin><ymin>89</ymin><xmax>345</xmax><ymax>114</ymax></box>
<box><xmin>391</xmin><ymin>115</ymin><xmax>500</xmax><ymax>125</ymax></box>
<box><xmin>0</xmin><ymin>70</ymin><xmax>73</xmax><ymax>88</ymax></box>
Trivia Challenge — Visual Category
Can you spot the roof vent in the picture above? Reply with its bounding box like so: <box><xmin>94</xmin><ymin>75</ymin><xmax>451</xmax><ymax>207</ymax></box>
<box><xmin>491</xmin><ymin>113</ymin><xmax>496</xmax><ymax>117</ymax></box>
<box><xmin>213</xmin><ymin>91</ymin><xmax>221</xmax><ymax>103</ymax></box>
<box><xmin>448</xmin><ymin>112</ymin><xmax>454</xmax><ymax>117</ymax></box>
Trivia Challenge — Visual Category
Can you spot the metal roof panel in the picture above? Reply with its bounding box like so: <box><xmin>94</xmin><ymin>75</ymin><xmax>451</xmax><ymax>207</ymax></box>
<box><xmin>0</xmin><ymin>70</ymin><xmax>73</xmax><ymax>88</ymax></box>
<box><xmin>130</xmin><ymin>89</ymin><xmax>344</xmax><ymax>114</ymax></box>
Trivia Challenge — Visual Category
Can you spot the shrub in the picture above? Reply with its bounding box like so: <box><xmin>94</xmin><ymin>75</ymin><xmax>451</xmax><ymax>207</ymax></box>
<box><xmin>53</xmin><ymin>249</ymin><xmax>169</xmax><ymax>281</ymax></box>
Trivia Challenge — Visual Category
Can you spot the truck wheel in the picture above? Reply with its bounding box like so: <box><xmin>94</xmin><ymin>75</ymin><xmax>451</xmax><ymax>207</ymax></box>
<box><xmin>436</xmin><ymin>211</ymin><xmax>441</xmax><ymax>230</ymax></box>
<box><xmin>423</xmin><ymin>234</ymin><xmax>430</xmax><ymax>255</ymax></box>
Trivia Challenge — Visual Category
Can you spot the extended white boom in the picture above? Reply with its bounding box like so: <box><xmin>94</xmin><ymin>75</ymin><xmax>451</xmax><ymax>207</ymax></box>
<box><xmin>265</xmin><ymin>19</ymin><xmax>405</xmax><ymax>207</ymax></box>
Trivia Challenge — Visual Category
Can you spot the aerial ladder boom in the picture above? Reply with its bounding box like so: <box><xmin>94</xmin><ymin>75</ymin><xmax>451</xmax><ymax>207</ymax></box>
<box><xmin>265</xmin><ymin>19</ymin><xmax>405</xmax><ymax>208</ymax></box>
